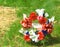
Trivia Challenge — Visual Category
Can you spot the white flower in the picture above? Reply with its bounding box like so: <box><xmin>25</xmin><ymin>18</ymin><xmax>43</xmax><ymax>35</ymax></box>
<box><xmin>19</xmin><ymin>28</ymin><xmax>24</xmax><ymax>34</ymax></box>
<box><xmin>30</xmin><ymin>34</ymin><xmax>39</xmax><ymax>42</ymax></box>
<box><xmin>24</xmin><ymin>30</ymin><xmax>29</xmax><ymax>34</ymax></box>
<box><xmin>35</xmin><ymin>9</ymin><xmax>45</xmax><ymax>17</ymax></box>
<box><xmin>51</xmin><ymin>16</ymin><xmax>55</xmax><ymax>22</ymax></box>
<box><xmin>29</xmin><ymin>29</ymin><xmax>39</xmax><ymax>42</ymax></box>
<box><xmin>32</xmin><ymin>23</ymin><xmax>42</xmax><ymax>28</ymax></box>
<box><xmin>29</xmin><ymin>29</ymin><xmax>35</xmax><ymax>36</ymax></box>
<box><xmin>35</xmin><ymin>9</ymin><xmax>40</xmax><ymax>15</ymax></box>
<box><xmin>19</xmin><ymin>28</ymin><xmax>29</xmax><ymax>35</ymax></box>
<box><xmin>34</xmin><ymin>35</ymin><xmax>39</xmax><ymax>42</ymax></box>
<box><xmin>23</xmin><ymin>13</ymin><xmax>27</xmax><ymax>20</ymax></box>
<box><xmin>48</xmin><ymin>16</ymin><xmax>55</xmax><ymax>23</ymax></box>
<box><xmin>45</xmin><ymin>12</ymin><xmax>49</xmax><ymax>17</ymax></box>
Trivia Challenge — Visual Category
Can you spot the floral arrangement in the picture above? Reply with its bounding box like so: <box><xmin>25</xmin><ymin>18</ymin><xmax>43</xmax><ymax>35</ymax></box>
<box><xmin>19</xmin><ymin>9</ymin><xmax>55</xmax><ymax>42</ymax></box>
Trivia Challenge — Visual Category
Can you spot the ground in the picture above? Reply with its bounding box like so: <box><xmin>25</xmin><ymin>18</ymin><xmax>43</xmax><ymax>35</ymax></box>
<box><xmin>0</xmin><ymin>0</ymin><xmax>60</xmax><ymax>47</ymax></box>
<box><xmin>0</xmin><ymin>6</ymin><xmax>17</xmax><ymax>31</ymax></box>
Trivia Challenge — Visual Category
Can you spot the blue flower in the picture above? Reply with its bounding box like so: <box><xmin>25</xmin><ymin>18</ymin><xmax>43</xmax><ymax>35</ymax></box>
<box><xmin>42</xmin><ymin>30</ymin><xmax>48</xmax><ymax>36</ymax></box>
<box><xmin>25</xmin><ymin>31</ymin><xmax>29</xmax><ymax>35</ymax></box>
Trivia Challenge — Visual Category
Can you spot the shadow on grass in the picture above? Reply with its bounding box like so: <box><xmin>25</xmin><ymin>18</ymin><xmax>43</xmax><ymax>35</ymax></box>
<box><xmin>26</xmin><ymin>36</ymin><xmax>60</xmax><ymax>47</ymax></box>
<box><xmin>45</xmin><ymin>36</ymin><xmax>60</xmax><ymax>46</ymax></box>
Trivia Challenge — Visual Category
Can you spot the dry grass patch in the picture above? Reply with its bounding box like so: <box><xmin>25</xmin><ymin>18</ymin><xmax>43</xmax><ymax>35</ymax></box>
<box><xmin>0</xmin><ymin>6</ymin><xmax>18</xmax><ymax>37</ymax></box>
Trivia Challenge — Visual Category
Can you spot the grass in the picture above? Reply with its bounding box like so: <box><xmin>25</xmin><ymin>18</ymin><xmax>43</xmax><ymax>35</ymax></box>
<box><xmin>0</xmin><ymin>0</ymin><xmax>60</xmax><ymax>47</ymax></box>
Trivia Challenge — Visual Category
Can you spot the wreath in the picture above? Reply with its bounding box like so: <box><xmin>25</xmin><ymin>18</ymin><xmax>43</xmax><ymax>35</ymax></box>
<box><xmin>19</xmin><ymin>9</ymin><xmax>55</xmax><ymax>42</ymax></box>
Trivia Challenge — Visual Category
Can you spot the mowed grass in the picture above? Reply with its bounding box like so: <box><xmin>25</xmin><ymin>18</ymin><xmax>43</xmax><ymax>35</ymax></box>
<box><xmin>0</xmin><ymin>0</ymin><xmax>60</xmax><ymax>47</ymax></box>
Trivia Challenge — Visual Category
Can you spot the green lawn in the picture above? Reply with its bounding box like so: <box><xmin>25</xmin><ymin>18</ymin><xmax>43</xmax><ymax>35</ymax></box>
<box><xmin>0</xmin><ymin>0</ymin><xmax>60</xmax><ymax>47</ymax></box>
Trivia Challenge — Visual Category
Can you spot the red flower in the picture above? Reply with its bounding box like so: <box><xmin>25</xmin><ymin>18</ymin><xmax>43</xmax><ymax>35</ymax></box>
<box><xmin>42</xmin><ymin>23</ymin><xmax>53</xmax><ymax>34</ymax></box>
<box><xmin>37</xmin><ymin>16</ymin><xmax>47</xmax><ymax>24</ymax></box>
<box><xmin>42</xmin><ymin>24</ymin><xmax>47</xmax><ymax>30</ymax></box>
<box><xmin>24</xmin><ymin>34</ymin><xmax>30</xmax><ymax>42</ymax></box>
<box><xmin>29</xmin><ymin>12</ymin><xmax>37</xmax><ymax>21</ymax></box>
<box><xmin>21</xmin><ymin>18</ymin><xmax>32</xmax><ymax>29</ymax></box>
<box><xmin>47</xmin><ymin>28</ymin><xmax>53</xmax><ymax>34</ymax></box>
<box><xmin>37</xmin><ymin>31</ymin><xmax>44</xmax><ymax>40</ymax></box>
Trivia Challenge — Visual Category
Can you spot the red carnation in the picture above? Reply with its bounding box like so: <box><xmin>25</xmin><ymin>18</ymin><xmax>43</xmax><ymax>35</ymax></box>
<box><xmin>42</xmin><ymin>23</ymin><xmax>53</xmax><ymax>34</ymax></box>
<box><xmin>24</xmin><ymin>34</ymin><xmax>30</xmax><ymax>42</ymax></box>
<box><xmin>47</xmin><ymin>28</ymin><xmax>53</xmax><ymax>34</ymax></box>
<box><xmin>29</xmin><ymin>12</ymin><xmax>37</xmax><ymax>21</ymax></box>
<box><xmin>38</xmin><ymin>31</ymin><xmax>44</xmax><ymax>40</ymax></box>
<box><xmin>21</xmin><ymin>18</ymin><xmax>32</xmax><ymax>29</ymax></box>
<box><xmin>37</xmin><ymin>16</ymin><xmax>47</xmax><ymax>24</ymax></box>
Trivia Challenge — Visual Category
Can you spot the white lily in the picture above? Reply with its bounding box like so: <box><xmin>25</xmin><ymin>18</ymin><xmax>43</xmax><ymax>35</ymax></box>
<box><xmin>19</xmin><ymin>28</ymin><xmax>29</xmax><ymax>35</ymax></box>
<box><xmin>30</xmin><ymin>34</ymin><xmax>39</xmax><ymax>42</ymax></box>
<box><xmin>23</xmin><ymin>13</ymin><xmax>27</xmax><ymax>20</ymax></box>
<box><xmin>49</xmin><ymin>16</ymin><xmax>55</xmax><ymax>23</ymax></box>
<box><xmin>34</xmin><ymin>35</ymin><xmax>39</xmax><ymax>42</ymax></box>
<box><xmin>51</xmin><ymin>16</ymin><xmax>55</xmax><ymax>22</ymax></box>
<box><xmin>35</xmin><ymin>9</ymin><xmax>45</xmax><ymax>17</ymax></box>
<box><xmin>29</xmin><ymin>29</ymin><xmax>39</xmax><ymax>42</ymax></box>
<box><xmin>45</xmin><ymin>12</ymin><xmax>49</xmax><ymax>17</ymax></box>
